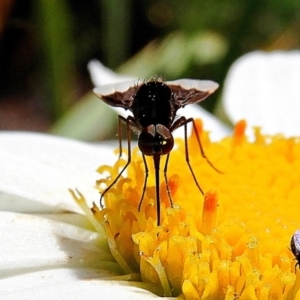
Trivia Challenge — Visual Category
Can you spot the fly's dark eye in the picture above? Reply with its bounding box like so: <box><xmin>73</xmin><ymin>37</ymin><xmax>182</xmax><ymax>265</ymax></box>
<box><xmin>138</xmin><ymin>130</ymin><xmax>155</xmax><ymax>156</ymax></box>
<box><xmin>138</xmin><ymin>125</ymin><xmax>174</xmax><ymax>156</ymax></box>
<box><xmin>161</xmin><ymin>137</ymin><xmax>174</xmax><ymax>154</ymax></box>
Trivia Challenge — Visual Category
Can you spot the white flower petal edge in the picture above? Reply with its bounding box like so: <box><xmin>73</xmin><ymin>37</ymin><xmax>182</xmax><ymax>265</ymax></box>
<box><xmin>2</xmin><ymin>278</ymin><xmax>172</xmax><ymax>300</ymax></box>
<box><xmin>223</xmin><ymin>50</ymin><xmax>300</xmax><ymax>137</ymax></box>
<box><xmin>88</xmin><ymin>59</ymin><xmax>230</xmax><ymax>141</ymax></box>
<box><xmin>0</xmin><ymin>131</ymin><xmax>168</xmax><ymax>299</ymax></box>
<box><xmin>1</xmin><ymin>280</ymin><xmax>171</xmax><ymax>300</ymax></box>
<box><xmin>0</xmin><ymin>131</ymin><xmax>116</xmax><ymax>213</ymax></box>
<box><xmin>1</xmin><ymin>212</ymin><xmax>168</xmax><ymax>300</ymax></box>
<box><xmin>175</xmin><ymin>104</ymin><xmax>231</xmax><ymax>141</ymax></box>
<box><xmin>0</xmin><ymin>211</ymin><xmax>113</xmax><ymax>271</ymax></box>
<box><xmin>87</xmin><ymin>59</ymin><xmax>135</xmax><ymax>86</ymax></box>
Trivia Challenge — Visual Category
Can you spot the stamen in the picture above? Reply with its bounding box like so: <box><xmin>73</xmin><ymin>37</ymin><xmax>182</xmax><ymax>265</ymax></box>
<box><xmin>201</xmin><ymin>190</ymin><xmax>218</xmax><ymax>234</ymax></box>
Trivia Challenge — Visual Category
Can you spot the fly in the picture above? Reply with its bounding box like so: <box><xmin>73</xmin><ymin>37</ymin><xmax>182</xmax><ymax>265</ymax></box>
<box><xmin>94</xmin><ymin>78</ymin><xmax>220</xmax><ymax>225</ymax></box>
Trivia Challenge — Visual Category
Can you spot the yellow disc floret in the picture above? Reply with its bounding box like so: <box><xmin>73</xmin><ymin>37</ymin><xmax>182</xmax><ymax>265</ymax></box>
<box><xmin>73</xmin><ymin>119</ymin><xmax>300</xmax><ymax>299</ymax></box>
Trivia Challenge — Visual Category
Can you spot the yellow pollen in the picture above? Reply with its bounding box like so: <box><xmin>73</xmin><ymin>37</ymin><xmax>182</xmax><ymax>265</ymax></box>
<box><xmin>73</xmin><ymin>119</ymin><xmax>300</xmax><ymax>299</ymax></box>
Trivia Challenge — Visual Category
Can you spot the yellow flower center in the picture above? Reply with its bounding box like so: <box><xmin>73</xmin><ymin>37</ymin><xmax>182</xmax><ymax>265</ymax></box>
<box><xmin>73</xmin><ymin>119</ymin><xmax>300</xmax><ymax>299</ymax></box>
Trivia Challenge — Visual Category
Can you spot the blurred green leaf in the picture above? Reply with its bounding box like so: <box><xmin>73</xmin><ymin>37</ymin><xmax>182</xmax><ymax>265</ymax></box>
<box><xmin>34</xmin><ymin>0</ymin><xmax>75</xmax><ymax>119</ymax></box>
<box><xmin>101</xmin><ymin>0</ymin><xmax>131</xmax><ymax>68</ymax></box>
<box><xmin>191</xmin><ymin>32</ymin><xmax>228</xmax><ymax>65</ymax></box>
<box><xmin>118</xmin><ymin>31</ymin><xmax>227</xmax><ymax>78</ymax></box>
<box><xmin>50</xmin><ymin>92</ymin><xmax>116</xmax><ymax>141</ymax></box>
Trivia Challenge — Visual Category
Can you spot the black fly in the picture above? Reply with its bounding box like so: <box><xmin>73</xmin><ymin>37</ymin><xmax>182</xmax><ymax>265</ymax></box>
<box><xmin>94</xmin><ymin>78</ymin><xmax>219</xmax><ymax>225</ymax></box>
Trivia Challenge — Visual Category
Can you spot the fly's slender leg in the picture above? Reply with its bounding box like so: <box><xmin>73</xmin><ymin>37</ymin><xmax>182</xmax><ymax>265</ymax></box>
<box><xmin>170</xmin><ymin>116</ymin><xmax>222</xmax><ymax>197</ymax></box>
<box><xmin>182</xmin><ymin>117</ymin><xmax>204</xmax><ymax>195</ymax></box>
<box><xmin>153</xmin><ymin>152</ymin><xmax>161</xmax><ymax>226</ymax></box>
<box><xmin>138</xmin><ymin>153</ymin><xmax>149</xmax><ymax>211</ymax></box>
<box><xmin>187</xmin><ymin>117</ymin><xmax>222</xmax><ymax>174</ymax></box>
<box><xmin>100</xmin><ymin>115</ymin><xmax>135</xmax><ymax>208</ymax></box>
<box><xmin>171</xmin><ymin>116</ymin><xmax>222</xmax><ymax>173</ymax></box>
<box><xmin>118</xmin><ymin>114</ymin><xmax>123</xmax><ymax>159</ymax></box>
<box><xmin>163</xmin><ymin>153</ymin><xmax>173</xmax><ymax>207</ymax></box>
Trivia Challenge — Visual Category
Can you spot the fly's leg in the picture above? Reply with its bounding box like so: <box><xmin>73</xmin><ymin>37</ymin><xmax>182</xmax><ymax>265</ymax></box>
<box><xmin>170</xmin><ymin>117</ymin><xmax>222</xmax><ymax>197</ymax></box>
<box><xmin>138</xmin><ymin>154</ymin><xmax>149</xmax><ymax>211</ymax></box>
<box><xmin>100</xmin><ymin>115</ymin><xmax>135</xmax><ymax>208</ymax></box>
<box><xmin>163</xmin><ymin>153</ymin><xmax>174</xmax><ymax>207</ymax></box>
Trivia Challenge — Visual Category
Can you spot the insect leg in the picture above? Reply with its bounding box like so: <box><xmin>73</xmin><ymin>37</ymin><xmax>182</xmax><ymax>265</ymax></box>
<box><xmin>153</xmin><ymin>152</ymin><xmax>161</xmax><ymax>226</ymax></box>
<box><xmin>163</xmin><ymin>153</ymin><xmax>174</xmax><ymax>207</ymax></box>
<box><xmin>182</xmin><ymin>117</ymin><xmax>204</xmax><ymax>195</ymax></box>
<box><xmin>172</xmin><ymin>116</ymin><xmax>222</xmax><ymax>174</ymax></box>
<box><xmin>99</xmin><ymin>115</ymin><xmax>133</xmax><ymax>208</ymax></box>
<box><xmin>186</xmin><ymin>117</ymin><xmax>222</xmax><ymax>174</ymax></box>
<box><xmin>179</xmin><ymin>117</ymin><xmax>222</xmax><ymax>195</ymax></box>
<box><xmin>138</xmin><ymin>153</ymin><xmax>149</xmax><ymax>211</ymax></box>
<box><xmin>118</xmin><ymin>114</ymin><xmax>123</xmax><ymax>159</ymax></box>
<box><xmin>171</xmin><ymin>116</ymin><xmax>220</xmax><ymax>196</ymax></box>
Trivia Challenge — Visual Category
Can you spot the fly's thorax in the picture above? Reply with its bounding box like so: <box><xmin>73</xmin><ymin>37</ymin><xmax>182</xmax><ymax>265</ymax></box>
<box><xmin>131</xmin><ymin>81</ymin><xmax>174</xmax><ymax>129</ymax></box>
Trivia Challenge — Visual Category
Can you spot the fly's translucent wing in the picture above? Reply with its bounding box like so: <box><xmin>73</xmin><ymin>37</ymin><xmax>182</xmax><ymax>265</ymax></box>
<box><xmin>166</xmin><ymin>79</ymin><xmax>219</xmax><ymax>107</ymax></box>
<box><xmin>167</xmin><ymin>79</ymin><xmax>219</xmax><ymax>92</ymax></box>
<box><xmin>93</xmin><ymin>81</ymin><xmax>138</xmax><ymax>109</ymax></box>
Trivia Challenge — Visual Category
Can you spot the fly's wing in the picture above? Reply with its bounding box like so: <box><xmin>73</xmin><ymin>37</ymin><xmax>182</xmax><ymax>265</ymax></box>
<box><xmin>93</xmin><ymin>80</ymin><xmax>138</xmax><ymax>109</ymax></box>
<box><xmin>166</xmin><ymin>79</ymin><xmax>219</xmax><ymax>108</ymax></box>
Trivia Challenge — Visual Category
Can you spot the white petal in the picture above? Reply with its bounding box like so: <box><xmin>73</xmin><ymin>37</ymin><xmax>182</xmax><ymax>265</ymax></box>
<box><xmin>1</xmin><ymin>274</ymin><xmax>169</xmax><ymax>300</ymax></box>
<box><xmin>94</xmin><ymin>80</ymin><xmax>137</xmax><ymax>96</ymax></box>
<box><xmin>88</xmin><ymin>60</ymin><xmax>135</xmax><ymax>86</ymax></box>
<box><xmin>0</xmin><ymin>132</ymin><xmax>117</xmax><ymax>213</ymax></box>
<box><xmin>1</xmin><ymin>212</ymin><xmax>168</xmax><ymax>299</ymax></box>
<box><xmin>0</xmin><ymin>211</ymin><xmax>114</xmax><ymax>271</ymax></box>
<box><xmin>223</xmin><ymin>50</ymin><xmax>300</xmax><ymax>136</ymax></box>
<box><xmin>174</xmin><ymin>104</ymin><xmax>231</xmax><ymax>141</ymax></box>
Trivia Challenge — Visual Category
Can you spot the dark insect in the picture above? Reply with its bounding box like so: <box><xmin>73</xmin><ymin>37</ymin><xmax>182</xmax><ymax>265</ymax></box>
<box><xmin>291</xmin><ymin>230</ymin><xmax>300</xmax><ymax>271</ymax></box>
<box><xmin>94</xmin><ymin>78</ymin><xmax>220</xmax><ymax>225</ymax></box>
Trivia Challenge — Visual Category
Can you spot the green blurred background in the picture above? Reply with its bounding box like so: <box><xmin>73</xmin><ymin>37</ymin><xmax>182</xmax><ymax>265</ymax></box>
<box><xmin>1</xmin><ymin>0</ymin><xmax>300</xmax><ymax>141</ymax></box>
